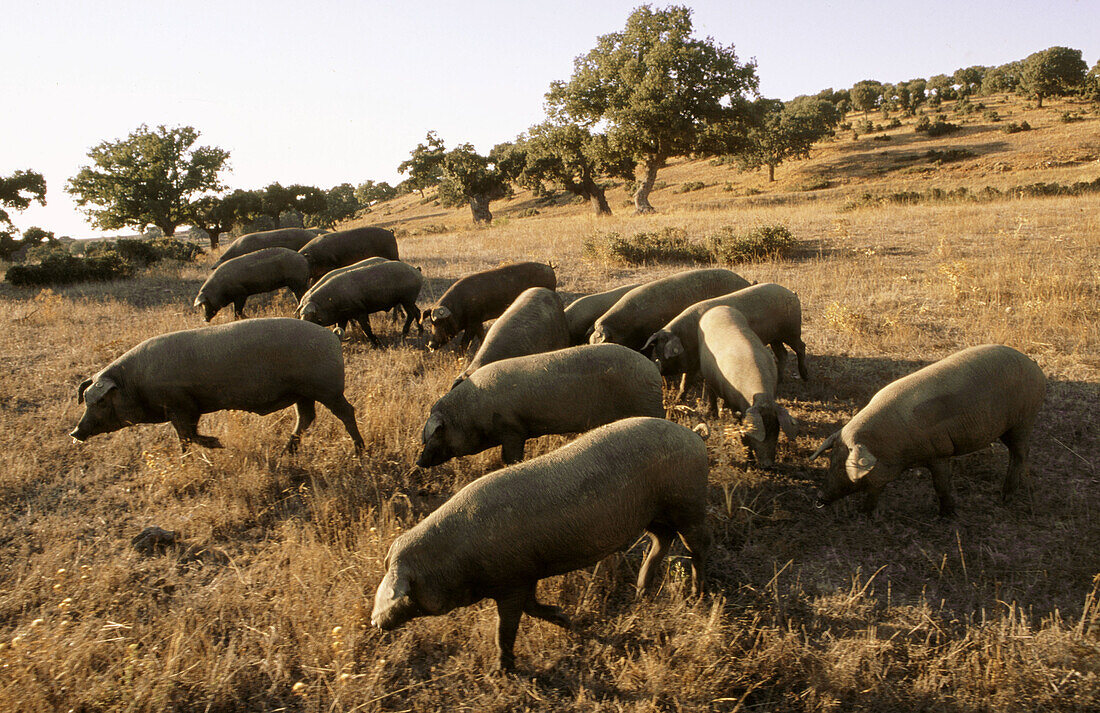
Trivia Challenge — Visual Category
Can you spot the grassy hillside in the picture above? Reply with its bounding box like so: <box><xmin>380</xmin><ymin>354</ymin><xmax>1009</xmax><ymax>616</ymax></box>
<box><xmin>1</xmin><ymin>95</ymin><xmax>1099</xmax><ymax>711</ymax></box>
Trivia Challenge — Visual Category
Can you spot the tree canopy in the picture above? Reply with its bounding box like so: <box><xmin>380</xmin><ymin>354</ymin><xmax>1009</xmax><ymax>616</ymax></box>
<box><xmin>0</xmin><ymin>170</ymin><xmax>47</xmax><ymax>231</ymax></box>
<box><xmin>506</xmin><ymin>122</ymin><xmax>635</xmax><ymax>216</ymax></box>
<box><xmin>546</xmin><ymin>4</ymin><xmax>758</xmax><ymax>213</ymax></box>
<box><xmin>67</xmin><ymin>125</ymin><xmax>229</xmax><ymax>237</ymax></box>
<box><xmin>189</xmin><ymin>189</ymin><xmax>262</xmax><ymax>248</ymax></box>
<box><xmin>397</xmin><ymin>131</ymin><xmax>446</xmax><ymax>197</ymax></box>
<box><xmin>1021</xmin><ymin>46</ymin><xmax>1088</xmax><ymax>107</ymax></box>
<box><xmin>738</xmin><ymin>97</ymin><xmax>840</xmax><ymax>181</ymax></box>
<box><xmin>437</xmin><ymin>143</ymin><xmax>509</xmax><ymax>225</ymax></box>
<box><xmin>355</xmin><ymin>180</ymin><xmax>397</xmax><ymax>207</ymax></box>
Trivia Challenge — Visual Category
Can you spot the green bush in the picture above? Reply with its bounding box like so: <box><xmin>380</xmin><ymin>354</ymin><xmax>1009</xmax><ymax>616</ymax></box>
<box><xmin>915</xmin><ymin>117</ymin><xmax>960</xmax><ymax>136</ymax></box>
<box><xmin>6</xmin><ymin>245</ymin><xmax>134</xmax><ymax>287</ymax></box>
<box><xmin>85</xmin><ymin>237</ymin><xmax>203</xmax><ymax>265</ymax></box>
<box><xmin>1060</xmin><ymin>112</ymin><xmax>1084</xmax><ymax>123</ymax></box>
<box><xmin>925</xmin><ymin>149</ymin><xmax>974</xmax><ymax>164</ymax></box>
<box><xmin>583</xmin><ymin>227</ymin><xmax>710</xmax><ymax>264</ymax></box>
<box><xmin>583</xmin><ymin>224</ymin><xmax>798</xmax><ymax>266</ymax></box>
<box><xmin>1003</xmin><ymin>121</ymin><xmax>1032</xmax><ymax>134</ymax></box>
<box><xmin>983</xmin><ymin>110</ymin><xmax>1002</xmax><ymax>122</ymax></box>
<box><xmin>675</xmin><ymin>181</ymin><xmax>706</xmax><ymax>194</ymax></box>
<box><xmin>707</xmin><ymin>225</ymin><xmax>797</xmax><ymax>264</ymax></box>
<box><xmin>855</xmin><ymin>118</ymin><xmax>875</xmax><ymax>134</ymax></box>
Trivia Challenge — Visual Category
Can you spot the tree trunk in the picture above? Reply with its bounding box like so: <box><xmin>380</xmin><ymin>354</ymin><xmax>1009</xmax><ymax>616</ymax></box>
<box><xmin>1036</xmin><ymin>93</ymin><xmax>1044</xmax><ymax>108</ymax></box>
<box><xmin>469</xmin><ymin>194</ymin><xmax>492</xmax><ymax>224</ymax></box>
<box><xmin>768</xmin><ymin>164</ymin><xmax>776</xmax><ymax>182</ymax></box>
<box><xmin>633</xmin><ymin>160</ymin><xmax>660</xmax><ymax>214</ymax></box>
<box><xmin>209</xmin><ymin>230</ymin><xmax>220</xmax><ymax>249</ymax></box>
<box><xmin>579</xmin><ymin>175</ymin><xmax>612</xmax><ymax>216</ymax></box>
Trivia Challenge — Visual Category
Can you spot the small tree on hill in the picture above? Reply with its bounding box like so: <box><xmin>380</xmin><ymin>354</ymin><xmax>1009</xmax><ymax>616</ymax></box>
<box><xmin>508</xmin><ymin>122</ymin><xmax>636</xmax><ymax>216</ymax></box>
<box><xmin>398</xmin><ymin>130</ymin><xmax>446</xmax><ymax>197</ymax></box>
<box><xmin>0</xmin><ymin>169</ymin><xmax>48</xmax><ymax>259</ymax></box>
<box><xmin>1020</xmin><ymin>46</ymin><xmax>1088</xmax><ymax>107</ymax></box>
<box><xmin>67</xmin><ymin>125</ymin><xmax>229</xmax><ymax>237</ymax></box>
<box><xmin>953</xmin><ymin>66</ymin><xmax>987</xmax><ymax>97</ymax></box>
<box><xmin>738</xmin><ymin>97</ymin><xmax>840</xmax><ymax>181</ymax></box>
<box><xmin>190</xmin><ymin>189</ymin><xmax>262</xmax><ymax>248</ymax></box>
<box><xmin>981</xmin><ymin>62</ymin><xmax>1023</xmax><ymax>95</ymax></box>
<box><xmin>437</xmin><ymin>143</ymin><xmax>509</xmax><ymax>224</ymax></box>
<box><xmin>355</xmin><ymin>180</ymin><xmax>397</xmax><ymax>207</ymax></box>
<box><xmin>849</xmin><ymin>80</ymin><xmax>884</xmax><ymax>112</ymax></box>
<box><xmin>546</xmin><ymin>5</ymin><xmax>758</xmax><ymax>213</ymax></box>
<box><xmin>308</xmin><ymin>183</ymin><xmax>361</xmax><ymax>229</ymax></box>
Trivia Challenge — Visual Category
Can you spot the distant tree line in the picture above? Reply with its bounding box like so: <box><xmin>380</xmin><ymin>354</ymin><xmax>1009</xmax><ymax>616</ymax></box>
<box><xmin>10</xmin><ymin>10</ymin><xmax>1097</xmax><ymax>249</ymax></box>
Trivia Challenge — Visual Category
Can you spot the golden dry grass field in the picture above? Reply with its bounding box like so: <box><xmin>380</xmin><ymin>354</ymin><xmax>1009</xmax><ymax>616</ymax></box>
<box><xmin>1</xmin><ymin>96</ymin><xmax>1099</xmax><ymax>711</ymax></box>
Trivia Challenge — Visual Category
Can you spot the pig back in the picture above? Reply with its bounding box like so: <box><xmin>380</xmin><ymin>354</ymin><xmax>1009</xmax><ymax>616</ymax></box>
<box><xmin>469</xmin><ymin>344</ymin><xmax>665</xmax><ymax>436</ymax></box>
<box><xmin>397</xmin><ymin>417</ymin><xmax>707</xmax><ymax>583</ymax></box>
<box><xmin>440</xmin><ymin>262</ymin><xmax>557</xmax><ymax>324</ymax></box>
<box><xmin>112</xmin><ymin>318</ymin><xmax>345</xmax><ymax>413</ymax></box>
<box><xmin>849</xmin><ymin>344</ymin><xmax>1045</xmax><ymax>463</ymax></box>
<box><xmin>594</xmin><ymin>268</ymin><xmax>751</xmax><ymax>350</ymax></box>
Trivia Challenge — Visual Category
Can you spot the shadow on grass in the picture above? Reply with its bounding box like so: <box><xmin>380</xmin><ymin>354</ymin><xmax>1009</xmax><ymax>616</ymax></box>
<box><xmin>677</xmin><ymin>350</ymin><xmax>1100</xmax><ymax>624</ymax></box>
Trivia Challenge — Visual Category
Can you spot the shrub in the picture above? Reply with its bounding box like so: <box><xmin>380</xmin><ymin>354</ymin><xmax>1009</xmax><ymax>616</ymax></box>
<box><xmin>915</xmin><ymin>118</ymin><xmax>960</xmax><ymax>136</ymax></box>
<box><xmin>675</xmin><ymin>181</ymin><xmax>706</xmax><ymax>194</ymax></box>
<box><xmin>925</xmin><ymin>149</ymin><xmax>974</xmax><ymax>164</ymax></box>
<box><xmin>983</xmin><ymin>110</ymin><xmax>1002</xmax><ymax>122</ymax></box>
<box><xmin>796</xmin><ymin>178</ymin><xmax>831</xmax><ymax>191</ymax></box>
<box><xmin>85</xmin><ymin>237</ymin><xmax>203</xmax><ymax>265</ymax></box>
<box><xmin>583</xmin><ymin>227</ymin><xmax>711</xmax><ymax>265</ymax></box>
<box><xmin>518</xmin><ymin>208</ymin><xmax>540</xmax><ymax>218</ymax></box>
<box><xmin>707</xmin><ymin>224</ymin><xmax>797</xmax><ymax>264</ymax></box>
<box><xmin>6</xmin><ymin>245</ymin><xmax>134</xmax><ymax>287</ymax></box>
<box><xmin>1003</xmin><ymin>121</ymin><xmax>1032</xmax><ymax>134</ymax></box>
<box><xmin>887</xmin><ymin>118</ymin><xmax>902</xmax><ymax>129</ymax></box>
<box><xmin>855</xmin><ymin>119</ymin><xmax>875</xmax><ymax>134</ymax></box>
<box><xmin>1060</xmin><ymin>112</ymin><xmax>1084</xmax><ymax>123</ymax></box>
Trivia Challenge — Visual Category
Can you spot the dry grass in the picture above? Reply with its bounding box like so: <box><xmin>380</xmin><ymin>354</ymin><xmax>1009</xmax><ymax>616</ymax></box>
<box><xmin>2</xmin><ymin>96</ymin><xmax>1099</xmax><ymax>711</ymax></box>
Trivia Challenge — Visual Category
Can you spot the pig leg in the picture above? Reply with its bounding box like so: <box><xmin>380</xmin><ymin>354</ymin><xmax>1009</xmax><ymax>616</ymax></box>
<box><xmin>677</xmin><ymin>523</ymin><xmax>711</xmax><ymax>596</ymax></box>
<box><xmin>499</xmin><ymin>435</ymin><xmax>526</xmax><ymax>465</ymax></box>
<box><xmin>169</xmin><ymin>412</ymin><xmax>222</xmax><ymax>452</ymax></box>
<box><xmin>493</xmin><ymin>415</ymin><xmax>526</xmax><ymax>464</ymax></box>
<box><xmin>400</xmin><ymin>301</ymin><xmax>421</xmax><ymax>337</ymax></box>
<box><xmin>790</xmin><ymin>337</ymin><xmax>810</xmax><ymax>380</ymax></box>
<box><xmin>284</xmin><ymin>400</ymin><xmax>316</xmax><ymax>454</ymax></box>
<box><xmin>493</xmin><ymin>589</ymin><xmax>526</xmax><ymax>671</ymax></box>
<box><xmin>770</xmin><ymin>342</ymin><xmax>788</xmax><ymax>385</ymax></box>
<box><xmin>233</xmin><ymin>296</ymin><xmax>247</xmax><ymax>320</ymax></box>
<box><xmin>356</xmin><ymin>315</ymin><xmax>381</xmax><ymax>348</ymax></box>
<box><xmin>322</xmin><ymin>394</ymin><xmax>365</xmax><ymax>454</ymax></box>
<box><xmin>1000</xmin><ymin>424</ymin><xmax>1032</xmax><ymax>502</ymax></box>
<box><xmin>929</xmin><ymin>458</ymin><xmax>956</xmax><ymax>518</ymax></box>
<box><xmin>637</xmin><ymin>523</ymin><xmax>676</xmax><ymax>593</ymax></box>
<box><xmin>524</xmin><ymin>593</ymin><xmax>572</xmax><ymax>630</ymax></box>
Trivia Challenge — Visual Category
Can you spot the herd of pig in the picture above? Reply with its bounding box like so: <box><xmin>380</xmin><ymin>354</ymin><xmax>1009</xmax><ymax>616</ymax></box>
<box><xmin>68</xmin><ymin>225</ymin><xmax>1047</xmax><ymax>671</ymax></box>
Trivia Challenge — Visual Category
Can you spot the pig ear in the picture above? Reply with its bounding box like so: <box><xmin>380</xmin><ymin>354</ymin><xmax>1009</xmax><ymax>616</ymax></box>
<box><xmin>663</xmin><ymin>336</ymin><xmax>684</xmax><ymax>360</ymax></box>
<box><xmin>640</xmin><ymin>333</ymin><xmax>659</xmax><ymax>356</ymax></box>
<box><xmin>76</xmin><ymin>378</ymin><xmax>93</xmax><ymax>404</ymax></box>
<box><xmin>845</xmin><ymin>443</ymin><xmax>877</xmax><ymax>483</ymax></box>
<box><xmin>809</xmin><ymin>431</ymin><xmax>839</xmax><ymax>460</ymax></box>
<box><xmin>742</xmin><ymin>408</ymin><xmax>766</xmax><ymax>443</ymax></box>
<box><xmin>777</xmin><ymin>405</ymin><xmax>799</xmax><ymax>439</ymax></box>
<box><xmin>431</xmin><ymin>306</ymin><xmax>451</xmax><ymax>322</ymax></box>
<box><xmin>193</xmin><ymin>294</ymin><xmax>207</xmax><ymax>307</ymax></box>
<box><xmin>82</xmin><ymin>377</ymin><xmax>117</xmax><ymax>405</ymax></box>
<box><xmin>422</xmin><ymin>413</ymin><xmax>444</xmax><ymax>442</ymax></box>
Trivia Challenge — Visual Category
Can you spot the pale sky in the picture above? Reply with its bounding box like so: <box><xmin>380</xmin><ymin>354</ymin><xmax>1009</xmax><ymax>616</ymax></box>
<box><xmin>3</xmin><ymin>1</ymin><xmax>1097</xmax><ymax>238</ymax></box>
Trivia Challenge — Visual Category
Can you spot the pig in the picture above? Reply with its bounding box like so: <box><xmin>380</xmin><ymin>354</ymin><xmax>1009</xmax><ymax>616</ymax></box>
<box><xmin>70</xmin><ymin>318</ymin><xmax>364</xmax><ymax>454</ymax></box>
<box><xmin>298</xmin><ymin>256</ymin><xmax>391</xmax><ymax>304</ymax></box>
<box><xmin>810</xmin><ymin>344</ymin><xmax>1046</xmax><ymax>517</ymax></box>
<box><xmin>418</xmin><ymin>343</ymin><xmax>664</xmax><ymax>466</ymax></box>
<box><xmin>589</xmin><ymin>268</ymin><xmax>751</xmax><ymax>351</ymax></box>
<box><xmin>194</xmin><ymin>247</ymin><xmax>310</xmax><ymax>322</ymax></box>
<box><xmin>422</xmin><ymin>262</ymin><xmax>557</xmax><ymax>351</ymax></box>
<box><xmin>697</xmin><ymin>306</ymin><xmax>797</xmax><ymax>467</ymax></box>
<box><xmin>372</xmin><ymin>416</ymin><xmax>711</xmax><ymax>671</ymax></box>
<box><xmin>298</xmin><ymin>226</ymin><xmax>399</xmax><ymax>281</ymax></box>
<box><xmin>562</xmin><ymin>283</ymin><xmax>640</xmax><ymax>345</ymax></box>
<box><xmin>452</xmin><ymin>287</ymin><xmax>570</xmax><ymax>388</ymax></box>
<box><xmin>642</xmin><ymin>282</ymin><xmax>808</xmax><ymax>399</ymax></box>
<box><xmin>297</xmin><ymin>260</ymin><xmax>423</xmax><ymax>346</ymax></box>
<box><xmin>213</xmin><ymin>228</ymin><xmax>323</xmax><ymax>267</ymax></box>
